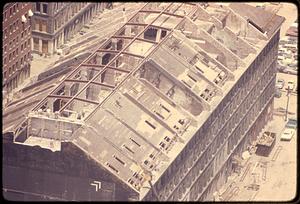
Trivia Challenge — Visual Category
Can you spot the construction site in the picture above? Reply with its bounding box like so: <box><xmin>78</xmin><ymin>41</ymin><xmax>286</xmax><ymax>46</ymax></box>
<box><xmin>2</xmin><ymin>2</ymin><xmax>296</xmax><ymax>201</ymax></box>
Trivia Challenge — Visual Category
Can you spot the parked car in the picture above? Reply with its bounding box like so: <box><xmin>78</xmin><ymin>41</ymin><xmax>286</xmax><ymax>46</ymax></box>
<box><xmin>280</xmin><ymin>128</ymin><xmax>295</xmax><ymax>141</ymax></box>
<box><xmin>276</xmin><ymin>79</ymin><xmax>285</xmax><ymax>89</ymax></box>
<box><xmin>286</xmin><ymin>80</ymin><xmax>295</xmax><ymax>90</ymax></box>
<box><xmin>286</xmin><ymin>117</ymin><xmax>297</xmax><ymax>129</ymax></box>
<box><xmin>275</xmin><ymin>88</ymin><xmax>282</xmax><ymax>98</ymax></box>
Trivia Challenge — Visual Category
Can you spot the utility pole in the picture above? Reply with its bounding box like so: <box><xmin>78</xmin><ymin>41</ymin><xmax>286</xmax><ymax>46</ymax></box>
<box><xmin>284</xmin><ymin>86</ymin><xmax>291</xmax><ymax>121</ymax></box>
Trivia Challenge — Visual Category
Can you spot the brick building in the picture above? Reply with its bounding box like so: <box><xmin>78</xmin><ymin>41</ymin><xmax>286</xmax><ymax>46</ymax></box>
<box><xmin>31</xmin><ymin>2</ymin><xmax>108</xmax><ymax>55</ymax></box>
<box><xmin>3</xmin><ymin>3</ymin><xmax>33</xmax><ymax>93</ymax></box>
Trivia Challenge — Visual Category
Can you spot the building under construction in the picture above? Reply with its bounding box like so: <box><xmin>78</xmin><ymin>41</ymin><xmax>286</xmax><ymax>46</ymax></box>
<box><xmin>2</xmin><ymin>2</ymin><xmax>284</xmax><ymax>201</ymax></box>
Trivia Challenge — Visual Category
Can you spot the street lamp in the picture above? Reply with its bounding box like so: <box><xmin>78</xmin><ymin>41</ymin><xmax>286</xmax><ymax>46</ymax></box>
<box><xmin>284</xmin><ymin>85</ymin><xmax>292</xmax><ymax>121</ymax></box>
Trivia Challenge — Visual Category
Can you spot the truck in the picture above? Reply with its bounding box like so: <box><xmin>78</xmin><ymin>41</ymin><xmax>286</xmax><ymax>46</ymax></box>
<box><xmin>255</xmin><ymin>131</ymin><xmax>276</xmax><ymax>157</ymax></box>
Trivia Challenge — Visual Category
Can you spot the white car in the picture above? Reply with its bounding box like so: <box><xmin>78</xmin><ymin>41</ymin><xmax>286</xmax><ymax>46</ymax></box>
<box><xmin>280</xmin><ymin>128</ymin><xmax>295</xmax><ymax>141</ymax></box>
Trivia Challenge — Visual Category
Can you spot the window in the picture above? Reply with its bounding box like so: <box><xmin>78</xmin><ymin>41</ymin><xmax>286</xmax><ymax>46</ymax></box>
<box><xmin>113</xmin><ymin>155</ymin><xmax>126</xmax><ymax>166</ymax></box>
<box><xmin>41</xmin><ymin>20</ymin><xmax>47</xmax><ymax>32</ymax></box>
<box><xmin>42</xmin><ymin>4</ymin><xmax>48</xmax><ymax>14</ymax></box>
<box><xmin>42</xmin><ymin>40</ymin><xmax>48</xmax><ymax>53</ymax></box>
<box><xmin>36</xmin><ymin>3</ymin><xmax>40</xmax><ymax>12</ymax></box>
<box><xmin>145</xmin><ymin>120</ymin><xmax>156</xmax><ymax>129</ymax></box>
<box><xmin>33</xmin><ymin>38</ymin><xmax>39</xmax><ymax>51</ymax></box>
<box><xmin>159</xmin><ymin>142</ymin><xmax>166</xmax><ymax>148</ymax></box>
<box><xmin>54</xmin><ymin>20</ymin><xmax>57</xmax><ymax>30</ymax></box>
<box><xmin>130</xmin><ymin>138</ymin><xmax>141</xmax><ymax>147</ymax></box>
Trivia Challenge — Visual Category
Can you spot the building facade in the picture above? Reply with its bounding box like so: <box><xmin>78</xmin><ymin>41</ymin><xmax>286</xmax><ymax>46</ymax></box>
<box><xmin>143</xmin><ymin>30</ymin><xmax>280</xmax><ymax>201</ymax></box>
<box><xmin>31</xmin><ymin>2</ymin><xmax>108</xmax><ymax>55</ymax></box>
<box><xmin>3</xmin><ymin>3</ymin><xmax>33</xmax><ymax>93</ymax></box>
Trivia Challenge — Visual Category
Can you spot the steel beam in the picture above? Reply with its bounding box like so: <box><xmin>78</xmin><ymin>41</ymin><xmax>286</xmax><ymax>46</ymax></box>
<box><xmin>139</xmin><ymin>10</ymin><xmax>184</xmax><ymax>18</ymax></box>
<box><xmin>81</xmin><ymin>64</ymin><xmax>130</xmax><ymax>73</ymax></box>
<box><xmin>58</xmin><ymin>3</ymin><xmax>176</xmax><ymax>113</ymax></box>
<box><xmin>96</xmin><ymin>49</ymin><xmax>145</xmax><ymax>59</ymax></box>
<box><xmin>125</xmin><ymin>22</ymin><xmax>172</xmax><ymax>31</ymax></box>
<box><xmin>111</xmin><ymin>35</ymin><xmax>159</xmax><ymax>45</ymax></box>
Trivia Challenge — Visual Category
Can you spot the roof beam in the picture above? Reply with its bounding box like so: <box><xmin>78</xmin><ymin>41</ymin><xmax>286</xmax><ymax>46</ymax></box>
<box><xmin>125</xmin><ymin>22</ymin><xmax>172</xmax><ymax>31</ymax></box>
<box><xmin>81</xmin><ymin>64</ymin><xmax>130</xmax><ymax>73</ymax></box>
<box><xmin>31</xmin><ymin>3</ymin><xmax>149</xmax><ymax>111</ymax></box>
<box><xmin>111</xmin><ymin>35</ymin><xmax>159</xmax><ymax>45</ymax></box>
<box><xmin>139</xmin><ymin>10</ymin><xmax>184</xmax><ymax>19</ymax></box>
<box><xmin>48</xmin><ymin>95</ymin><xmax>100</xmax><ymax>105</ymax></box>
<box><xmin>58</xmin><ymin>3</ymin><xmax>176</xmax><ymax>114</ymax></box>
<box><xmin>96</xmin><ymin>49</ymin><xmax>145</xmax><ymax>59</ymax></box>
<box><xmin>64</xmin><ymin>79</ymin><xmax>115</xmax><ymax>89</ymax></box>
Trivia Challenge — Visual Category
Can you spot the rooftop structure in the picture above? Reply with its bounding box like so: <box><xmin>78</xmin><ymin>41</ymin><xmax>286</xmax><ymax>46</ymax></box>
<box><xmin>3</xmin><ymin>2</ymin><xmax>284</xmax><ymax>201</ymax></box>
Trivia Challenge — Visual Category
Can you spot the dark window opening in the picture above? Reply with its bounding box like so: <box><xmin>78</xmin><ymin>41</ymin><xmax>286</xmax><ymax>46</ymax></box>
<box><xmin>144</xmin><ymin>28</ymin><xmax>157</xmax><ymax>41</ymax></box>
<box><xmin>161</xmin><ymin>30</ymin><xmax>167</xmax><ymax>39</ymax></box>
<box><xmin>160</xmin><ymin>104</ymin><xmax>170</xmax><ymax>113</ymax></box>
<box><xmin>117</xmin><ymin>40</ymin><xmax>123</xmax><ymax>50</ymax></box>
<box><xmin>53</xmin><ymin>99</ymin><xmax>61</xmax><ymax>112</ymax></box>
<box><xmin>36</xmin><ymin>3</ymin><xmax>40</xmax><ymax>12</ymax></box>
<box><xmin>159</xmin><ymin>142</ymin><xmax>166</xmax><ymax>148</ymax></box>
<box><xmin>145</xmin><ymin>120</ymin><xmax>156</xmax><ymax>129</ymax></box>
<box><xmin>187</xmin><ymin>74</ymin><xmax>197</xmax><ymax>82</ymax></box>
<box><xmin>42</xmin><ymin>4</ymin><xmax>48</xmax><ymax>14</ymax></box>
<box><xmin>107</xmin><ymin>163</ymin><xmax>119</xmax><ymax>173</ymax></box>
<box><xmin>155</xmin><ymin>111</ymin><xmax>165</xmax><ymax>120</ymax></box>
<box><xmin>123</xmin><ymin>145</ymin><xmax>135</xmax><ymax>154</ymax></box>
<box><xmin>102</xmin><ymin>53</ymin><xmax>111</xmax><ymax>65</ymax></box>
<box><xmin>130</xmin><ymin>138</ymin><xmax>141</xmax><ymax>147</ymax></box>
<box><xmin>113</xmin><ymin>155</ymin><xmax>126</xmax><ymax>166</ymax></box>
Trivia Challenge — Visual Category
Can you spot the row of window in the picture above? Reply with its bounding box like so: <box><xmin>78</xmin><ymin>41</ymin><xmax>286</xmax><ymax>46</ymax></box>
<box><xmin>191</xmin><ymin>76</ymin><xmax>275</xmax><ymax>201</ymax></box>
<box><xmin>5</xmin><ymin>67</ymin><xmax>30</xmax><ymax>92</ymax></box>
<box><xmin>145</xmin><ymin>31</ymin><xmax>280</xmax><ymax>201</ymax></box>
<box><xmin>34</xmin><ymin>18</ymin><xmax>47</xmax><ymax>32</ymax></box>
<box><xmin>4</xmin><ymin>26</ymin><xmax>30</xmax><ymax>52</ymax></box>
<box><xmin>149</xmin><ymin>33</ymin><xmax>279</xmax><ymax>200</ymax></box>
<box><xmin>54</xmin><ymin>3</ymin><xmax>88</xmax><ymax>32</ymax></box>
<box><xmin>4</xmin><ymin>38</ymin><xmax>31</xmax><ymax>64</ymax></box>
<box><xmin>5</xmin><ymin>53</ymin><xmax>31</xmax><ymax>78</ymax></box>
<box><xmin>3</xmin><ymin>3</ymin><xmax>27</xmax><ymax>21</ymax></box>
<box><xmin>35</xmin><ymin>3</ymin><xmax>48</xmax><ymax>14</ymax></box>
<box><xmin>3</xmin><ymin>14</ymin><xmax>30</xmax><ymax>40</ymax></box>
